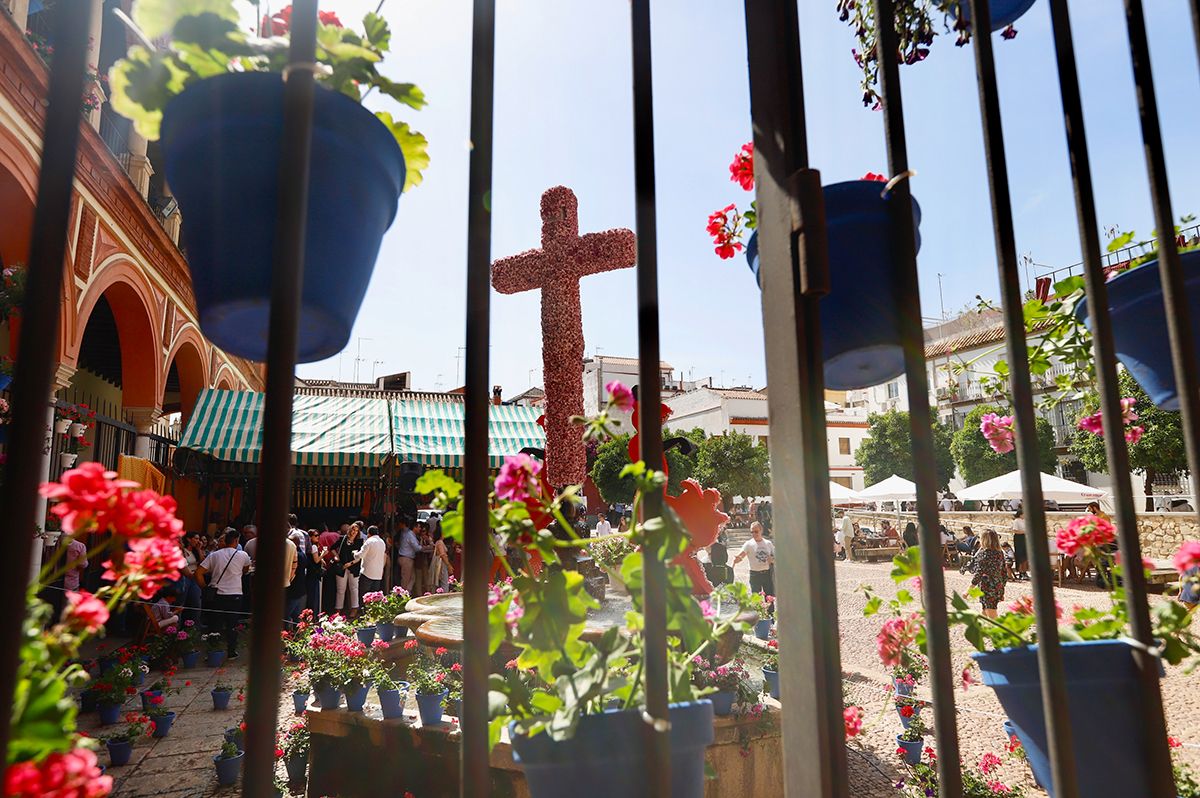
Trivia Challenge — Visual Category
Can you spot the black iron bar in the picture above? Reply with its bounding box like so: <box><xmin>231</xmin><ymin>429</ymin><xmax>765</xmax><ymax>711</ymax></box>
<box><xmin>0</xmin><ymin>0</ymin><xmax>93</xmax><ymax>764</ymax></box>
<box><xmin>629</xmin><ymin>2</ymin><xmax>670</xmax><ymax>794</ymax></box>
<box><xmin>242</xmin><ymin>1</ymin><xmax>318</xmax><ymax>794</ymax></box>
<box><xmin>966</xmin><ymin>3</ymin><xmax>1078</xmax><ymax>796</ymax></box>
<box><xmin>461</xmin><ymin>0</ymin><xmax>497</xmax><ymax>794</ymax></box>
<box><xmin>1051</xmin><ymin>3</ymin><xmax>1171</xmax><ymax>792</ymax></box>
<box><xmin>742</xmin><ymin>2</ymin><xmax>848</xmax><ymax>795</ymax></box>
<box><xmin>1191</xmin><ymin>0</ymin><xmax>1200</xmax><ymax>70</ymax></box>
<box><xmin>872</xmin><ymin>1</ymin><xmax>963</xmax><ymax>794</ymax></box>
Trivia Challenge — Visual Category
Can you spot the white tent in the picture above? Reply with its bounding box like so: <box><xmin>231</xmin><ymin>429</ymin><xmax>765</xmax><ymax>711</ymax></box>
<box><xmin>957</xmin><ymin>470</ymin><xmax>1108</xmax><ymax>504</ymax></box>
<box><xmin>829</xmin><ymin>481</ymin><xmax>864</xmax><ymax>505</ymax></box>
<box><xmin>858</xmin><ymin>474</ymin><xmax>918</xmax><ymax>503</ymax></box>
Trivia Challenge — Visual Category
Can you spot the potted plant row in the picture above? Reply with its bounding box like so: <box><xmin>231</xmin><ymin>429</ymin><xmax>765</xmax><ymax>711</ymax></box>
<box><xmin>108</xmin><ymin>0</ymin><xmax>430</xmax><ymax>363</ymax></box>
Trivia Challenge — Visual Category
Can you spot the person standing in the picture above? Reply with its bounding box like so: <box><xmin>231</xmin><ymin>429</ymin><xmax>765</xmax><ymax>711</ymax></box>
<box><xmin>595</xmin><ymin>514</ymin><xmax>613</xmax><ymax>537</ymax></box>
<box><xmin>971</xmin><ymin>530</ymin><xmax>1007</xmax><ymax>618</ymax></box>
<box><xmin>334</xmin><ymin>523</ymin><xmax>364</xmax><ymax>616</ymax></box>
<box><xmin>305</xmin><ymin>529</ymin><xmax>326</xmax><ymax>617</ymax></box>
<box><xmin>63</xmin><ymin>534</ymin><xmax>88</xmax><ymax>593</ymax></box>
<box><xmin>285</xmin><ymin>530</ymin><xmax>306</xmax><ymax>625</ymax></box>
<box><xmin>430</xmin><ymin>527</ymin><xmax>452</xmax><ymax>592</ymax></box>
<box><xmin>1011</xmin><ymin>507</ymin><xmax>1028</xmax><ymax>580</ymax></box>
<box><xmin>195</xmin><ymin>530</ymin><xmax>252</xmax><ymax>659</ymax></box>
<box><xmin>359</xmin><ymin>525</ymin><xmax>388</xmax><ymax>596</ymax></box>
<box><xmin>394</xmin><ymin>518</ymin><xmax>420</xmax><ymax>595</ymax></box>
<box><xmin>733</xmin><ymin>522</ymin><xmax>775</xmax><ymax>596</ymax></box>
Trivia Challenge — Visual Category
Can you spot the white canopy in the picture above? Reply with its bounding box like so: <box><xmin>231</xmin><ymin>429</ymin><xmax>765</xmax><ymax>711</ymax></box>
<box><xmin>858</xmin><ymin>474</ymin><xmax>918</xmax><ymax>502</ymax></box>
<box><xmin>829</xmin><ymin>481</ymin><xmax>864</xmax><ymax>505</ymax></box>
<box><xmin>957</xmin><ymin>470</ymin><xmax>1108</xmax><ymax>504</ymax></box>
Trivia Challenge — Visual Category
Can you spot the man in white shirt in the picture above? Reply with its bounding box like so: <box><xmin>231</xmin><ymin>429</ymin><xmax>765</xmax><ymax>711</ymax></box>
<box><xmin>733</xmin><ymin>522</ymin><xmax>775</xmax><ymax>596</ymax></box>
<box><xmin>358</xmin><ymin>525</ymin><xmax>388</xmax><ymax>595</ymax></box>
<box><xmin>196</xmin><ymin>529</ymin><xmax>252</xmax><ymax>659</ymax></box>
<box><xmin>595</xmin><ymin>515</ymin><xmax>613</xmax><ymax>538</ymax></box>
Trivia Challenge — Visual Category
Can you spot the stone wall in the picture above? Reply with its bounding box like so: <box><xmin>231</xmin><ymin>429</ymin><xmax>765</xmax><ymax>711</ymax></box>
<box><xmin>845</xmin><ymin>510</ymin><xmax>1198</xmax><ymax>561</ymax></box>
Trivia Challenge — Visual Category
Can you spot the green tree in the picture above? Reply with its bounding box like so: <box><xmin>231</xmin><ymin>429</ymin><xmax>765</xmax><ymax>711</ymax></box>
<box><xmin>693</xmin><ymin>431</ymin><xmax>771</xmax><ymax>509</ymax></box>
<box><xmin>588</xmin><ymin>428</ymin><xmax>707</xmax><ymax>505</ymax></box>
<box><xmin>1069</xmin><ymin>371</ymin><xmax>1187</xmax><ymax>510</ymax></box>
<box><xmin>855</xmin><ymin>410</ymin><xmax>955</xmax><ymax>490</ymax></box>
<box><xmin>949</xmin><ymin>404</ymin><xmax>1057</xmax><ymax>486</ymax></box>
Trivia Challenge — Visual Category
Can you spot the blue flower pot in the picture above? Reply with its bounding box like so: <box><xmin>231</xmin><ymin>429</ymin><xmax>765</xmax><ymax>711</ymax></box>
<box><xmin>211</xmin><ymin>689</ymin><xmax>231</xmax><ymax>710</ymax></box>
<box><xmin>285</xmin><ymin>755</ymin><xmax>307</xmax><ymax>782</ymax></box>
<box><xmin>151</xmin><ymin>711</ymin><xmax>176</xmax><ymax>738</ymax></box>
<box><xmin>745</xmin><ymin>181</ymin><xmax>922</xmax><ymax>390</ymax></box>
<box><xmin>378</xmin><ymin>685</ymin><xmax>406</xmax><ymax>719</ymax></box>
<box><xmin>896</xmin><ymin>735</ymin><xmax>923</xmax><ymax>765</ymax></box>
<box><xmin>206</xmin><ymin>650</ymin><xmax>227</xmax><ymax>668</ymax></box>
<box><xmin>292</xmin><ymin>690</ymin><xmax>309</xmax><ymax>715</ymax></box>
<box><xmin>954</xmin><ymin>0</ymin><xmax>1038</xmax><ymax>31</ymax></box>
<box><xmin>709</xmin><ymin>690</ymin><xmax>735</xmax><ymax>717</ymax></box>
<box><xmin>973</xmin><ymin>640</ymin><xmax>1164</xmax><ymax>798</ymax></box>
<box><xmin>98</xmin><ymin>702</ymin><xmax>121</xmax><ymax>726</ymax></box>
<box><xmin>160</xmin><ymin>72</ymin><xmax>406</xmax><ymax>363</ymax></box>
<box><xmin>512</xmin><ymin>701</ymin><xmax>714</xmax><ymax>798</ymax></box>
<box><xmin>140</xmin><ymin>689</ymin><xmax>162</xmax><ymax>712</ymax></box>
<box><xmin>893</xmin><ymin>679</ymin><xmax>914</xmax><ymax>696</ymax></box>
<box><xmin>416</xmin><ymin>690</ymin><xmax>447</xmax><ymax>726</ymax></box>
<box><xmin>181</xmin><ymin>650</ymin><xmax>200</xmax><ymax>668</ymax></box>
<box><xmin>1076</xmin><ymin>251</ymin><xmax>1200</xmax><ymax>410</ymax></box>
<box><xmin>0</xmin><ymin>375</ymin><xmax>10</xmax><ymax>392</ymax></box>
<box><xmin>223</xmin><ymin>727</ymin><xmax>244</xmax><ymax>747</ymax></box>
<box><xmin>315</xmin><ymin>684</ymin><xmax>341</xmax><ymax>710</ymax></box>
<box><xmin>133</xmin><ymin>665</ymin><xmax>145</xmax><ymax>687</ymax></box>
<box><xmin>762</xmin><ymin>666</ymin><xmax>780</xmax><ymax>700</ymax></box>
<box><xmin>213</xmin><ymin>751</ymin><xmax>244</xmax><ymax>787</ymax></box>
<box><xmin>355</xmin><ymin>626</ymin><xmax>376</xmax><ymax>646</ymax></box>
<box><xmin>377</xmin><ymin>622</ymin><xmax>396</xmax><ymax>642</ymax></box>
<box><xmin>106</xmin><ymin>738</ymin><xmax>132</xmax><ymax>766</ymax></box>
<box><xmin>344</xmin><ymin>682</ymin><xmax>369</xmax><ymax>712</ymax></box>
<box><xmin>753</xmin><ymin>618</ymin><xmax>772</xmax><ymax>640</ymax></box>
<box><xmin>897</xmin><ymin>705</ymin><xmax>922</xmax><ymax>729</ymax></box>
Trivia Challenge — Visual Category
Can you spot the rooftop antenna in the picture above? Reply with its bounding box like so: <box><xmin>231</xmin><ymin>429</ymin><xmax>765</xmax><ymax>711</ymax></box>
<box><xmin>371</xmin><ymin>360</ymin><xmax>385</xmax><ymax>382</ymax></box>
<box><xmin>353</xmin><ymin>337</ymin><xmax>373</xmax><ymax>382</ymax></box>
<box><xmin>454</xmin><ymin>346</ymin><xmax>466</xmax><ymax>386</ymax></box>
<box><xmin>528</xmin><ymin>368</ymin><xmax>537</xmax><ymax>387</ymax></box>
<box><xmin>937</xmin><ymin>272</ymin><xmax>947</xmax><ymax>321</ymax></box>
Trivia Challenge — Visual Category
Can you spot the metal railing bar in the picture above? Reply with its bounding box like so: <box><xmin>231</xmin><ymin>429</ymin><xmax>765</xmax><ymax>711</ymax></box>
<box><xmin>1048</xmin><ymin>1</ymin><xmax>1179</xmax><ymax>786</ymax></box>
<box><xmin>1191</xmin><ymin>0</ymin><xmax>1200</xmax><ymax>72</ymax></box>
<box><xmin>629</xmin><ymin>2</ymin><xmax>670</xmax><ymax>793</ymax></box>
<box><xmin>966</xmin><ymin>3</ymin><xmax>1079</xmax><ymax>796</ymax></box>
<box><xmin>743</xmin><ymin>1</ymin><xmax>848</xmax><ymax>795</ymax></box>
<box><xmin>461</xmin><ymin>0</ymin><xmax>497</xmax><ymax>794</ymax></box>
<box><xmin>1107</xmin><ymin>0</ymin><xmax>1187</xmax><ymax>792</ymax></box>
<box><xmin>242</xmin><ymin>1</ymin><xmax>318</xmax><ymax>794</ymax></box>
<box><xmin>0</xmin><ymin>0</ymin><xmax>93</xmax><ymax>764</ymax></box>
<box><xmin>873</xmin><ymin>1</ymin><xmax>963</xmax><ymax>794</ymax></box>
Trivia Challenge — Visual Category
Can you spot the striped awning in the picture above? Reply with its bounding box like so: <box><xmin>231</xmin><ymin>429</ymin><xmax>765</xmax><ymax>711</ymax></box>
<box><xmin>178</xmin><ymin>389</ymin><xmax>545</xmax><ymax>469</ymax></box>
<box><xmin>392</xmin><ymin>398</ymin><xmax>545</xmax><ymax>468</ymax></box>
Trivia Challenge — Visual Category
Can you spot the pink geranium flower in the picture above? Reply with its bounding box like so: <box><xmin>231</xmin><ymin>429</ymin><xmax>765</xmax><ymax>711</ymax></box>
<box><xmin>1173</xmin><ymin>540</ymin><xmax>1200</xmax><ymax>576</ymax></box>
<box><xmin>494</xmin><ymin>454</ymin><xmax>542</xmax><ymax>503</ymax></box>
<box><xmin>3</xmin><ymin>746</ymin><xmax>112</xmax><ymax>797</ymax></box>
<box><xmin>843</xmin><ymin>705</ymin><xmax>864</xmax><ymax>739</ymax></box>
<box><xmin>979</xmin><ymin>413</ymin><xmax>1015</xmax><ymax>454</ymax></box>
<box><xmin>63</xmin><ymin>590</ymin><xmax>109</xmax><ymax>634</ymax></box>
<box><xmin>605</xmin><ymin>380</ymin><xmax>634</xmax><ymax>412</ymax></box>
<box><xmin>876</xmin><ymin>613</ymin><xmax>921</xmax><ymax>669</ymax></box>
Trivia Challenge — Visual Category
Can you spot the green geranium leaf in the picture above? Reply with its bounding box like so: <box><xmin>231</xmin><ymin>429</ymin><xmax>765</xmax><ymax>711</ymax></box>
<box><xmin>1106</xmin><ymin>230</ymin><xmax>1136</xmax><ymax>252</ymax></box>
<box><xmin>376</xmin><ymin>112</ymin><xmax>429</xmax><ymax>192</ymax></box>
<box><xmin>317</xmin><ymin>27</ymin><xmax>381</xmax><ymax>63</ymax></box>
<box><xmin>890</xmin><ymin>547</ymin><xmax>921</xmax><ymax>584</ymax></box>
<box><xmin>362</xmin><ymin>13</ymin><xmax>392</xmax><ymax>50</ymax></box>
<box><xmin>373</xmin><ymin>77</ymin><xmax>427</xmax><ymax>110</ymax></box>
<box><xmin>415</xmin><ymin>469</ymin><xmax>462</xmax><ymax>500</ymax></box>
<box><xmin>133</xmin><ymin>0</ymin><xmax>238</xmax><ymax>40</ymax></box>
<box><xmin>108</xmin><ymin>48</ymin><xmax>195</xmax><ymax>141</ymax></box>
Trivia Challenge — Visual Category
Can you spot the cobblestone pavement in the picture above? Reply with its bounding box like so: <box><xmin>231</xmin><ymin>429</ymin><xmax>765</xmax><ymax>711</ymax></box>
<box><xmin>98</xmin><ymin>558</ymin><xmax>1198</xmax><ymax>797</ymax></box>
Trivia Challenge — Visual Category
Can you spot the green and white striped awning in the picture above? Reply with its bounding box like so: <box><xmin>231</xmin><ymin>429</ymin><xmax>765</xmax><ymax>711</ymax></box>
<box><xmin>179</xmin><ymin>389</ymin><xmax>545</xmax><ymax>469</ymax></box>
<box><xmin>392</xmin><ymin>398</ymin><xmax>545</xmax><ymax>468</ymax></box>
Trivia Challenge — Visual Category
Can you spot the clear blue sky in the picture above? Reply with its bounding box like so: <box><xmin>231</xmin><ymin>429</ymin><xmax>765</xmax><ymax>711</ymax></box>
<box><xmin>295</xmin><ymin>0</ymin><xmax>1200</xmax><ymax>394</ymax></box>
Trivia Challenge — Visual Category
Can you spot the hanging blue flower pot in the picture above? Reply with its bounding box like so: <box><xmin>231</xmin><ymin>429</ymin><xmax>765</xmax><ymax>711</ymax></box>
<box><xmin>151</xmin><ymin>711</ymin><xmax>176</xmax><ymax>738</ymax></box>
<box><xmin>355</xmin><ymin>626</ymin><xmax>377</xmax><ymax>646</ymax></box>
<box><xmin>511</xmin><ymin>701</ymin><xmax>714</xmax><ymax>798</ymax></box>
<box><xmin>378</xmin><ymin>684</ymin><xmax>407</xmax><ymax>719</ymax></box>
<box><xmin>213</xmin><ymin>751</ymin><xmax>244</xmax><ymax>787</ymax></box>
<box><xmin>106</xmin><ymin>738</ymin><xmax>132</xmax><ymax>767</ymax></box>
<box><xmin>160</xmin><ymin>72</ymin><xmax>406</xmax><ymax>363</ymax></box>
<box><xmin>709</xmin><ymin>690</ymin><xmax>735</xmax><ymax>716</ymax></box>
<box><xmin>1075</xmin><ymin>251</ymin><xmax>1200</xmax><ymax>410</ymax></box>
<box><xmin>762</xmin><ymin>666</ymin><xmax>780</xmax><ymax>700</ymax></box>
<box><xmin>896</xmin><ymin>735</ymin><xmax>923</xmax><ymax>765</ymax></box>
<box><xmin>973</xmin><ymin>640</ymin><xmax>1164</xmax><ymax>798</ymax></box>
<box><xmin>181</xmin><ymin>650</ymin><xmax>200</xmax><ymax>669</ymax></box>
<box><xmin>953</xmin><ymin>0</ymin><xmax>1038</xmax><ymax>31</ymax></box>
<box><xmin>896</xmin><ymin>705</ymin><xmax>922</xmax><ymax>729</ymax></box>
<box><xmin>211</xmin><ymin>688</ymin><xmax>232</xmax><ymax>710</ymax></box>
<box><xmin>753</xmin><ymin>618</ymin><xmax>772</xmax><ymax>640</ymax></box>
<box><xmin>745</xmin><ymin>180</ymin><xmax>922</xmax><ymax>390</ymax></box>
<box><xmin>377</xmin><ymin>622</ymin><xmax>396</xmax><ymax>642</ymax></box>
<box><xmin>344</xmin><ymin>682</ymin><xmax>369</xmax><ymax>712</ymax></box>
<box><xmin>1002</xmin><ymin>719</ymin><xmax>1044</xmax><ymax>788</ymax></box>
<box><xmin>415</xmin><ymin>690</ymin><xmax>447</xmax><ymax>726</ymax></box>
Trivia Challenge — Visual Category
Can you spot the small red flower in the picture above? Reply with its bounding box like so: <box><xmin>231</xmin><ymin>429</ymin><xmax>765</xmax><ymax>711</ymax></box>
<box><xmin>728</xmin><ymin>142</ymin><xmax>754</xmax><ymax>191</ymax></box>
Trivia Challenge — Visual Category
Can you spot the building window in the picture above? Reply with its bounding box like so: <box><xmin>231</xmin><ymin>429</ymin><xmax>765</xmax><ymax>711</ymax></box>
<box><xmin>886</xmin><ymin>381</ymin><xmax>899</xmax><ymax>399</ymax></box>
<box><xmin>832</xmin><ymin>476</ymin><xmax>853</xmax><ymax>488</ymax></box>
<box><xmin>838</xmin><ymin>437</ymin><xmax>851</xmax><ymax>455</ymax></box>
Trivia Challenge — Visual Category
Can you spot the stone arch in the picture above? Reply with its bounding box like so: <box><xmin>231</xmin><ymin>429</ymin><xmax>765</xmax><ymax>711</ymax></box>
<box><xmin>68</xmin><ymin>258</ymin><xmax>163</xmax><ymax>410</ymax></box>
<box><xmin>213</xmin><ymin>367</ymin><xmax>236</xmax><ymax>391</ymax></box>
<box><xmin>0</xmin><ymin>126</ymin><xmax>37</xmax><ymax>267</ymax></box>
<box><xmin>164</xmin><ymin>325</ymin><xmax>209</xmax><ymax>424</ymax></box>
